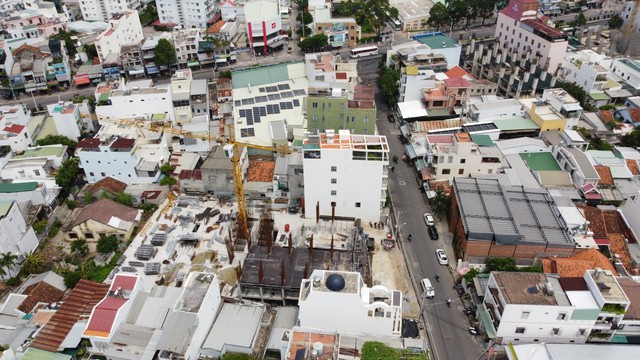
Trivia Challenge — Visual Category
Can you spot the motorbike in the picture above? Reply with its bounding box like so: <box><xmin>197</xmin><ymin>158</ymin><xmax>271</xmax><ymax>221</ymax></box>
<box><xmin>435</xmin><ymin>274</ymin><xmax>440</xmax><ymax>282</ymax></box>
<box><xmin>446</xmin><ymin>298</ymin><xmax>452</xmax><ymax>308</ymax></box>
<box><xmin>463</xmin><ymin>307</ymin><xmax>474</xmax><ymax>316</ymax></box>
<box><xmin>469</xmin><ymin>327</ymin><xmax>479</xmax><ymax>335</ymax></box>
<box><xmin>407</xmin><ymin>234</ymin><xmax>412</xmax><ymax>242</ymax></box>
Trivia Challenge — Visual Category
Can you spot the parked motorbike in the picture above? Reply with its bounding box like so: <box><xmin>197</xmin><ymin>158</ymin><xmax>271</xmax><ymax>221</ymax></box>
<box><xmin>469</xmin><ymin>327</ymin><xmax>479</xmax><ymax>335</ymax></box>
<box><xmin>463</xmin><ymin>307</ymin><xmax>474</xmax><ymax>316</ymax></box>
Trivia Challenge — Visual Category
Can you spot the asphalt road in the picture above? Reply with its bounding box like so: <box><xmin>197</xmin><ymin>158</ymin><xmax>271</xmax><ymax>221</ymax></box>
<box><xmin>355</xmin><ymin>58</ymin><xmax>484</xmax><ymax>360</ymax></box>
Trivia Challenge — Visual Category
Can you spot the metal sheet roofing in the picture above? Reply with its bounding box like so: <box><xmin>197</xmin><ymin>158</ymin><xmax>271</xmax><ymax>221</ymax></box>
<box><xmin>202</xmin><ymin>303</ymin><xmax>264</xmax><ymax>352</ymax></box>
<box><xmin>453</xmin><ymin>178</ymin><xmax>572</xmax><ymax>245</ymax></box>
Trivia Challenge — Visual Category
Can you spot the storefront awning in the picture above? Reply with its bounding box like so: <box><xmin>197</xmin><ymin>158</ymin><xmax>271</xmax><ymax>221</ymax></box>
<box><xmin>268</xmin><ymin>39</ymin><xmax>286</xmax><ymax>48</ymax></box>
<box><xmin>405</xmin><ymin>144</ymin><xmax>417</xmax><ymax>160</ymax></box>
<box><xmin>74</xmin><ymin>77</ymin><xmax>90</xmax><ymax>85</ymax></box>
<box><xmin>187</xmin><ymin>61</ymin><xmax>200</xmax><ymax>67</ymax></box>
<box><xmin>128</xmin><ymin>69</ymin><xmax>145</xmax><ymax>75</ymax></box>
<box><xmin>330</xmin><ymin>41</ymin><xmax>344</xmax><ymax>48</ymax></box>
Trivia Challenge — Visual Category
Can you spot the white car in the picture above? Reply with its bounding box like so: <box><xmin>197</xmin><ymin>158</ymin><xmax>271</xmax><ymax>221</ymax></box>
<box><xmin>421</xmin><ymin>278</ymin><xmax>435</xmax><ymax>298</ymax></box>
<box><xmin>423</xmin><ymin>212</ymin><xmax>435</xmax><ymax>226</ymax></box>
<box><xmin>435</xmin><ymin>249</ymin><xmax>449</xmax><ymax>265</ymax></box>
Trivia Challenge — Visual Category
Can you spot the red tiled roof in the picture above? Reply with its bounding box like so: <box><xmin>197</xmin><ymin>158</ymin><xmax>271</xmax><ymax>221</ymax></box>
<box><xmin>541</xmin><ymin>249</ymin><xmax>617</xmax><ymax>277</ymax></box>
<box><xmin>599</xmin><ymin>110</ymin><xmax>614</xmax><ymax>122</ymax></box>
<box><xmin>110</xmin><ymin>274</ymin><xmax>137</xmax><ymax>292</ymax></box>
<box><xmin>3</xmin><ymin>124</ymin><xmax>25</xmax><ymax>134</ymax></box>
<box><xmin>85</xmin><ymin>297</ymin><xmax>128</xmax><ymax>334</ymax></box>
<box><xmin>179</xmin><ymin>170</ymin><xmax>202</xmax><ymax>180</ymax></box>
<box><xmin>221</xmin><ymin>0</ymin><xmax>237</xmax><ymax>6</ymax></box>
<box><xmin>444</xmin><ymin>77</ymin><xmax>470</xmax><ymax>88</ymax></box>
<box><xmin>521</xmin><ymin>19</ymin><xmax>566</xmax><ymax>39</ymax></box>
<box><xmin>88</xmin><ymin>177</ymin><xmax>127</xmax><ymax>195</ymax></box>
<box><xmin>627</xmin><ymin>159</ymin><xmax>640</xmax><ymax>175</ymax></box>
<box><xmin>629</xmin><ymin>108</ymin><xmax>640</xmax><ymax>122</ymax></box>
<box><xmin>141</xmin><ymin>190</ymin><xmax>162</xmax><ymax>199</ymax></box>
<box><xmin>617</xmin><ymin>278</ymin><xmax>640</xmax><ymax>320</ymax></box>
<box><xmin>206</xmin><ymin>20</ymin><xmax>226</xmax><ymax>34</ymax></box>
<box><xmin>71</xmin><ymin>199</ymin><xmax>139</xmax><ymax>228</ymax></box>
<box><xmin>16</xmin><ymin>282</ymin><xmax>65</xmax><ymax>314</ymax></box>
<box><xmin>336</xmin><ymin>72</ymin><xmax>347</xmax><ymax>80</ymax></box>
<box><xmin>247</xmin><ymin>160</ymin><xmax>275</xmax><ymax>182</ymax></box>
<box><xmin>77</xmin><ymin>138</ymin><xmax>101</xmax><ymax>149</ymax></box>
<box><xmin>445</xmin><ymin>66</ymin><xmax>475</xmax><ymax>80</ymax></box>
<box><xmin>594</xmin><ymin>165</ymin><xmax>613</xmax><ymax>187</ymax></box>
<box><xmin>151</xmin><ymin>20</ymin><xmax>178</xmax><ymax>27</ymax></box>
<box><xmin>110</xmin><ymin>138</ymin><xmax>135</xmax><ymax>149</ymax></box>
<box><xmin>31</xmin><ymin>280</ymin><xmax>110</xmax><ymax>352</ymax></box>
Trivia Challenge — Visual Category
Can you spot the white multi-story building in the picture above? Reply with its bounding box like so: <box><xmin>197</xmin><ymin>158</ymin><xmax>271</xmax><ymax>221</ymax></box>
<box><xmin>302</xmin><ymin>130</ymin><xmax>388</xmax><ymax>223</ymax></box>
<box><xmin>0</xmin><ymin>123</ymin><xmax>32</xmax><ymax>152</ymax></box>
<box><xmin>95</xmin><ymin>10</ymin><xmax>143</xmax><ymax>63</ymax></box>
<box><xmin>421</xmin><ymin>132</ymin><xmax>502</xmax><ymax>181</ymax></box>
<box><xmin>298</xmin><ymin>269</ymin><xmax>402</xmax><ymax>337</ymax></box>
<box><xmin>611</xmin><ymin>58</ymin><xmax>640</xmax><ymax>91</ymax></box>
<box><xmin>46</xmin><ymin>101</ymin><xmax>93</xmax><ymax>140</ymax></box>
<box><xmin>495</xmin><ymin>0</ymin><xmax>568</xmax><ymax>73</ymax></box>
<box><xmin>95</xmin><ymin>79</ymin><xmax>174</xmax><ymax>122</ymax></box>
<box><xmin>76</xmin><ymin>123</ymin><xmax>170</xmax><ymax>184</ymax></box>
<box><xmin>172</xmin><ymin>28</ymin><xmax>201</xmax><ymax>66</ymax></box>
<box><xmin>468</xmin><ymin>98</ymin><xmax>525</xmax><ymax>122</ymax></box>
<box><xmin>542</xmin><ymin>88</ymin><xmax>583</xmax><ymax>129</ymax></box>
<box><xmin>170</xmin><ymin>70</ymin><xmax>212</xmax><ymax>156</ymax></box>
<box><xmin>561</xmin><ymin>50</ymin><xmax>613</xmax><ymax>93</ymax></box>
<box><xmin>386</xmin><ymin>33</ymin><xmax>461</xmax><ymax>71</ymax></box>
<box><xmin>78</xmin><ymin>0</ymin><xmax>142</xmax><ymax>22</ymax></box>
<box><xmin>156</xmin><ymin>0</ymin><xmax>215</xmax><ymax>29</ymax></box>
<box><xmin>0</xmin><ymin>200</ymin><xmax>38</xmax><ymax>275</ymax></box>
<box><xmin>245</xmin><ymin>0</ymin><xmax>286</xmax><ymax>55</ymax></box>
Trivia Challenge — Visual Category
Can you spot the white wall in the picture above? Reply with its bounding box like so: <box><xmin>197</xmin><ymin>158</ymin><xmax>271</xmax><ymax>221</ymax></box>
<box><xmin>621</xmin><ymin>196</ymin><xmax>640</xmax><ymax>241</ymax></box>
<box><xmin>0</xmin><ymin>127</ymin><xmax>31</xmax><ymax>152</ymax></box>
<box><xmin>611</xmin><ymin>59</ymin><xmax>640</xmax><ymax>90</ymax></box>
<box><xmin>0</xmin><ymin>201</ymin><xmax>39</xmax><ymax>260</ymax></box>
<box><xmin>157</xmin><ymin>0</ymin><xmax>214</xmax><ymax>28</ymax></box>
<box><xmin>96</xmin><ymin>89</ymin><xmax>174</xmax><ymax>121</ymax></box>
<box><xmin>182</xmin><ymin>273</ymin><xmax>223</xmax><ymax>360</ymax></box>
<box><xmin>96</xmin><ymin>10</ymin><xmax>144</xmax><ymax>62</ymax></box>
<box><xmin>400</xmin><ymin>72</ymin><xmax>436</xmax><ymax>103</ymax></box>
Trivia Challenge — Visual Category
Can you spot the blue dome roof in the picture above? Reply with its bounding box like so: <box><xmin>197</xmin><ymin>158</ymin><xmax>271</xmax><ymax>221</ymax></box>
<box><xmin>325</xmin><ymin>273</ymin><xmax>346</xmax><ymax>292</ymax></box>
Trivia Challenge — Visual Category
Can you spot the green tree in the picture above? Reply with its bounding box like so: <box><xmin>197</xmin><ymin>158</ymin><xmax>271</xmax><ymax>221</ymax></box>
<box><xmin>35</xmin><ymin>134</ymin><xmax>77</xmax><ymax>154</ymax></box>
<box><xmin>447</xmin><ymin>0</ymin><xmax>470</xmax><ymax>25</ymax></box>
<box><xmin>474</xmin><ymin>0</ymin><xmax>497</xmax><ymax>26</ymax></box>
<box><xmin>296</xmin><ymin>11</ymin><xmax>313</xmax><ymax>25</ymax></box>
<box><xmin>139</xmin><ymin>2</ymin><xmax>159</xmax><ymax>26</ymax></box>
<box><xmin>621</xmin><ymin>128</ymin><xmax>640</xmax><ymax>148</ymax></box>
<box><xmin>96</xmin><ymin>235</ymin><xmax>119</xmax><ymax>254</ymax></box>
<box><xmin>427</xmin><ymin>3</ymin><xmax>450</xmax><ymax>31</ymax></box>
<box><xmin>569</xmin><ymin>12</ymin><xmax>587</xmax><ymax>28</ymax></box>
<box><xmin>220</xmin><ymin>354</ymin><xmax>255</xmax><ymax>360</ymax></box>
<box><xmin>55</xmin><ymin>158</ymin><xmax>80</xmax><ymax>192</ymax></box>
<box><xmin>20</xmin><ymin>252</ymin><xmax>45</xmax><ymax>274</ymax></box>
<box><xmin>114</xmin><ymin>192</ymin><xmax>133</xmax><ymax>207</ymax></box>
<box><xmin>51</xmin><ymin>29</ymin><xmax>79</xmax><ymax>57</ymax></box>
<box><xmin>139</xmin><ymin>203</ymin><xmax>159</xmax><ymax>214</ymax></box>
<box><xmin>590</xmin><ymin>135</ymin><xmax>614</xmax><ymax>151</ymax></box>
<box><xmin>70</xmin><ymin>239</ymin><xmax>89</xmax><ymax>257</ymax></box>
<box><xmin>558</xmin><ymin>81</ymin><xmax>590</xmax><ymax>109</ymax></box>
<box><xmin>463</xmin><ymin>268</ymin><xmax>481</xmax><ymax>283</ymax></box>
<box><xmin>485</xmin><ymin>257</ymin><xmax>517</xmax><ymax>272</ymax></box>
<box><xmin>85</xmin><ymin>43</ymin><xmax>98</xmax><ymax>60</ymax></box>
<box><xmin>153</xmin><ymin>38</ymin><xmax>177</xmax><ymax>68</ymax></box>
<box><xmin>82</xmin><ymin>192</ymin><xmax>96</xmax><ymax>204</ymax></box>
<box><xmin>159</xmin><ymin>175</ymin><xmax>177</xmax><ymax>188</ymax></box>
<box><xmin>33</xmin><ymin>220</ymin><xmax>48</xmax><ymax>235</ymax></box>
<box><xmin>160</xmin><ymin>163</ymin><xmax>173</xmax><ymax>176</ymax></box>
<box><xmin>376</xmin><ymin>66</ymin><xmax>401</xmax><ymax>107</ymax></box>
<box><xmin>63</xmin><ymin>270</ymin><xmax>83</xmax><ymax>288</ymax></box>
<box><xmin>0</xmin><ymin>252</ymin><xmax>19</xmax><ymax>281</ymax></box>
<box><xmin>609</xmin><ymin>14</ymin><xmax>623</xmax><ymax>29</ymax></box>
<box><xmin>298</xmin><ymin>34</ymin><xmax>329</xmax><ymax>51</ymax></box>
<box><xmin>430</xmin><ymin>190</ymin><xmax>451</xmax><ymax>221</ymax></box>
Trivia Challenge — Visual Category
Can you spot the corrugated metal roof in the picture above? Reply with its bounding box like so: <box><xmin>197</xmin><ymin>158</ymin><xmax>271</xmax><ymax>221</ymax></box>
<box><xmin>202</xmin><ymin>303</ymin><xmax>264</xmax><ymax>352</ymax></box>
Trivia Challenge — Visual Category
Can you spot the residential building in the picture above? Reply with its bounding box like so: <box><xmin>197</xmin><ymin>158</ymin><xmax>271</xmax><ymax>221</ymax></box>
<box><xmin>398</xmin><ymin>66</ymin><xmax>440</xmax><ymax>103</ymax></box>
<box><xmin>309</xmin><ymin>0</ymin><xmax>360</xmax><ymax>48</ymax></box>
<box><xmin>200</xmin><ymin>145</ymin><xmax>248</xmax><ymax>194</ymax></box>
<box><xmin>622</xmin><ymin>1</ymin><xmax>640</xmax><ymax>35</ymax></box>
<box><xmin>561</xmin><ymin>50</ymin><xmax>615</xmax><ymax>104</ymax></box>
<box><xmin>46</xmin><ymin>101</ymin><xmax>93</xmax><ymax>140</ymax></box>
<box><xmin>0</xmin><ymin>200</ymin><xmax>38</xmax><ymax>273</ymax></box>
<box><xmin>615</xmin><ymin>277</ymin><xmax>640</xmax><ymax>343</ymax></box>
<box><xmin>387</xmin><ymin>33</ymin><xmax>462</xmax><ymax>70</ymax></box>
<box><xmin>610</xmin><ymin>58</ymin><xmax>640</xmax><ymax>91</ymax></box>
<box><xmin>298</xmin><ymin>269</ymin><xmax>402</xmax><ymax>336</ymax></box>
<box><xmin>307</xmin><ymin>85</ymin><xmax>376</xmax><ymax>135</ymax></box>
<box><xmin>119</xmin><ymin>42</ymin><xmax>144</xmax><ymax>77</ymax></box>
<box><xmin>0</xmin><ymin>146</ymin><xmax>64</xmax><ymax>189</ymax></box>
<box><xmin>302</xmin><ymin>130</ymin><xmax>388</xmax><ymax>223</ymax></box>
<box><xmin>30</xmin><ymin>280</ymin><xmax>110</xmax><ymax>352</ymax></box>
<box><xmin>468</xmin><ymin>99</ymin><xmax>525</xmax><ymax>122</ymax></box>
<box><xmin>9</xmin><ymin>44</ymin><xmax>56</xmax><ymax>94</ymax></box>
<box><xmin>170</xmin><ymin>69</ymin><xmax>210</xmax><ymax>124</ymax></box>
<box><xmin>519</xmin><ymin>98</ymin><xmax>568</xmax><ymax>132</ymax></box>
<box><xmin>554</xmin><ymin>146</ymin><xmax>600</xmax><ymax>188</ymax></box>
<box><xmin>95</xmin><ymin>10</ymin><xmax>143</xmax><ymax>63</ymax></box>
<box><xmin>0</xmin><ymin>181</ymin><xmax>59</xmax><ymax>206</ymax></box>
<box><xmin>1</xmin><ymin>8</ymin><xmax>66</xmax><ymax>41</ymax></box>
<box><xmin>495</xmin><ymin>0</ymin><xmax>568</xmax><ymax>73</ymax></box>
<box><xmin>507</xmin><ymin>343</ymin><xmax>640</xmax><ymax>360</ymax></box>
<box><xmin>587</xmin><ymin>150</ymin><xmax>634</xmax><ymax>180</ymax></box>
<box><xmin>84</xmin><ymin>275</ymin><xmax>143</xmax><ymax>350</ymax></box>
<box><xmin>584</xmin><ymin>269</ymin><xmax>631</xmax><ymax>342</ymax></box>
<box><xmin>480</xmin><ymin>271</ymin><xmax>600</xmax><ymax>344</ymax></box>
<box><xmin>272</xmin><ymin>151</ymin><xmax>304</xmax><ymax>208</ymax></box>
<box><xmin>422</xmin><ymin>133</ymin><xmax>502</xmax><ymax>181</ymax></box>
<box><xmin>172</xmin><ymin>28</ymin><xmax>201</xmax><ymax>66</ymax></box>
<box><xmin>0</xmin><ymin>40</ymin><xmax>15</xmax><ymax>86</ymax></box>
<box><xmin>76</xmin><ymin>126</ymin><xmax>169</xmax><ymax>184</ymax></box>
<box><xmin>95</xmin><ymin>79</ymin><xmax>174</xmax><ymax>122</ymax></box>
<box><xmin>73</xmin><ymin>64</ymin><xmax>103</xmax><ymax>87</ymax></box>
<box><xmin>232</xmin><ymin>61</ymin><xmax>309</xmax><ymax>146</ymax></box>
<box><xmin>85</xmin><ymin>176</ymin><xmax>128</xmax><ymax>199</ymax></box>
<box><xmin>0</xmin><ymin>123</ymin><xmax>31</xmax><ymax>152</ymax></box>
<box><xmin>391</xmin><ymin>0</ymin><xmax>431</xmax><ymax>31</ymax></box>
<box><xmin>450</xmin><ymin>177</ymin><xmax>575</xmax><ymax>263</ymax></box>
<box><xmin>65</xmin><ymin>198</ymin><xmax>141</xmax><ymax>244</ymax></box>
<box><xmin>540</xmin><ymin>249</ymin><xmax>617</xmax><ymax>278</ymax></box>
<box><xmin>156</xmin><ymin>0</ymin><xmax>215</xmax><ymax>29</ymax></box>
<box><xmin>78</xmin><ymin>0</ymin><xmax>142</xmax><ymax>22</ymax></box>
<box><xmin>305</xmin><ymin>51</ymin><xmax>358</xmax><ymax>89</ymax></box>
<box><xmin>542</xmin><ymin>88</ymin><xmax>583</xmax><ymax>129</ymax></box>
<box><xmin>245</xmin><ymin>0</ymin><xmax>286</xmax><ymax>55</ymax></box>
<box><xmin>219</xmin><ymin>0</ymin><xmax>244</xmax><ymax>22</ymax></box>
<box><xmin>141</xmin><ymin>33</ymin><xmax>173</xmax><ymax>76</ymax></box>
<box><xmin>199</xmin><ymin>302</ymin><xmax>266</xmax><ymax>358</ymax></box>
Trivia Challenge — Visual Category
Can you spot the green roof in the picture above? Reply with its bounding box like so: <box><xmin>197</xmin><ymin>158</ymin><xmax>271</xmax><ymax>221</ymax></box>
<box><xmin>22</xmin><ymin>348</ymin><xmax>72</xmax><ymax>360</ymax></box>
<box><xmin>98</xmin><ymin>92</ymin><xmax>110</xmax><ymax>102</ymax></box>
<box><xmin>589</xmin><ymin>91</ymin><xmax>610</xmax><ymax>101</ymax></box>
<box><xmin>519</xmin><ymin>152</ymin><xmax>562</xmax><ymax>171</ymax></box>
<box><xmin>413</xmin><ymin>32</ymin><xmax>458</xmax><ymax>49</ymax></box>
<box><xmin>13</xmin><ymin>145</ymin><xmax>66</xmax><ymax>159</ymax></box>
<box><xmin>231</xmin><ymin>61</ymin><xmax>302</xmax><ymax>89</ymax></box>
<box><xmin>493</xmin><ymin>117</ymin><xmax>540</xmax><ymax>131</ymax></box>
<box><xmin>471</xmin><ymin>134</ymin><xmax>494</xmax><ymax>147</ymax></box>
<box><xmin>152</xmin><ymin>113</ymin><xmax>167</xmax><ymax>121</ymax></box>
<box><xmin>426</xmin><ymin>108</ymin><xmax>450</xmax><ymax>116</ymax></box>
<box><xmin>0</xmin><ymin>182</ymin><xmax>38</xmax><ymax>193</ymax></box>
<box><xmin>0</xmin><ymin>201</ymin><xmax>12</xmax><ymax>216</ymax></box>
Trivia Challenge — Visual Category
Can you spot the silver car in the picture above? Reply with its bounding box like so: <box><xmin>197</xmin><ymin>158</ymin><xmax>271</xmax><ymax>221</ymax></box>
<box><xmin>436</xmin><ymin>249</ymin><xmax>449</xmax><ymax>265</ymax></box>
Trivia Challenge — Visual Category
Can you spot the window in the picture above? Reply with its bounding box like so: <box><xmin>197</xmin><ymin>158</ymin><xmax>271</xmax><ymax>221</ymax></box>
<box><xmin>448</xmin><ymin>156</ymin><xmax>453</xmax><ymax>163</ymax></box>
<box><xmin>458</xmin><ymin>169</ymin><xmax>464</xmax><ymax>175</ymax></box>
<box><xmin>515</xmin><ymin>327</ymin><xmax>526</xmax><ymax>334</ymax></box>
<box><xmin>363</xmin><ymin>117</ymin><xmax>370</xmax><ymax>123</ymax></box>
<box><xmin>312</xmin><ymin>102</ymin><xmax>318</xmax><ymax>108</ymax></box>
<box><xmin>521</xmin><ymin>311</ymin><xmax>530</xmax><ymax>319</ymax></box>
<box><xmin>312</xmin><ymin>115</ymin><xmax>318</xmax><ymax>121</ymax></box>
<box><xmin>578</xmin><ymin>329</ymin><xmax>587</xmax><ymax>336</ymax></box>
<box><xmin>557</xmin><ymin>313</ymin><xmax>567</xmax><ymax>320</ymax></box>
<box><xmin>101</xmin><ymin>172</ymin><xmax>106</xmax><ymax>176</ymax></box>
<box><xmin>34</xmin><ymin>170</ymin><xmax>40</xmax><ymax>176</ymax></box>
<box><xmin>89</xmin><ymin>172</ymin><xmax>95</xmax><ymax>176</ymax></box>
<box><xmin>442</xmin><ymin>169</ymin><xmax>451</xmax><ymax>175</ymax></box>
<box><xmin>85</xmin><ymin>233</ymin><xmax>94</xmax><ymax>239</ymax></box>
<box><xmin>68</xmin><ymin>232</ymin><xmax>78</xmax><ymax>239</ymax></box>
<box><xmin>552</xmin><ymin>328</ymin><xmax>560</xmax><ymax>335</ymax></box>
<box><xmin>355</xmin><ymin>202</ymin><xmax>361</xmax><ymax>207</ymax></box>
<box><xmin>331</xmin><ymin>178</ymin><xmax>337</xmax><ymax>184</ymax></box>
<box><xmin>460</xmin><ymin>158</ymin><xmax>466</xmax><ymax>164</ymax></box>
<box><xmin>331</xmin><ymin>190</ymin><xmax>337</xmax><ymax>196</ymax></box>
<box><xmin>331</xmin><ymin>166</ymin><xmax>337</xmax><ymax>172</ymax></box>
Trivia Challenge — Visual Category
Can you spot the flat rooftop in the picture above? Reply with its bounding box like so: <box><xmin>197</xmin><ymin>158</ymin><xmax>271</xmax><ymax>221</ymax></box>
<box><xmin>520</xmin><ymin>152</ymin><xmax>562</xmax><ymax>171</ymax></box>
<box><xmin>587</xmin><ymin>270</ymin><xmax>628</xmax><ymax>303</ymax></box>
<box><xmin>492</xmin><ymin>272</ymin><xmax>558</xmax><ymax>305</ymax></box>
<box><xmin>413</xmin><ymin>32</ymin><xmax>459</xmax><ymax>50</ymax></box>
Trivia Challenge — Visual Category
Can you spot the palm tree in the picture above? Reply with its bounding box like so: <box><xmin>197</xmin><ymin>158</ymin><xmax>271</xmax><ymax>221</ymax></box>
<box><xmin>20</xmin><ymin>251</ymin><xmax>44</xmax><ymax>275</ymax></box>
<box><xmin>0</xmin><ymin>252</ymin><xmax>19</xmax><ymax>281</ymax></box>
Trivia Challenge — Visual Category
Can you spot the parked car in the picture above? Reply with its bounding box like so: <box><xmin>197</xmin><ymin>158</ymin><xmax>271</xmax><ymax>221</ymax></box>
<box><xmin>387</xmin><ymin>114</ymin><xmax>396</xmax><ymax>123</ymax></box>
<box><xmin>421</xmin><ymin>278</ymin><xmax>435</xmax><ymax>298</ymax></box>
<box><xmin>423</xmin><ymin>212</ymin><xmax>435</xmax><ymax>226</ymax></box>
<box><xmin>436</xmin><ymin>249</ymin><xmax>448</xmax><ymax>265</ymax></box>
<box><xmin>428</xmin><ymin>225</ymin><xmax>439</xmax><ymax>240</ymax></box>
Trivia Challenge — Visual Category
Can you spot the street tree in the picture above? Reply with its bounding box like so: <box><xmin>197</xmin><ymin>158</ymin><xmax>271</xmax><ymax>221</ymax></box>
<box><xmin>569</xmin><ymin>12</ymin><xmax>587</xmax><ymax>28</ymax></box>
<box><xmin>376</xmin><ymin>66</ymin><xmax>401</xmax><ymax>107</ymax></box>
<box><xmin>55</xmin><ymin>158</ymin><xmax>80</xmax><ymax>192</ymax></box>
<box><xmin>298</xmin><ymin>34</ymin><xmax>328</xmax><ymax>51</ymax></box>
<box><xmin>296</xmin><ymin>11</ymin><xmax>313</xmax><ymax>25</ymax></box>
<box><xmin>446</xmin><ymin>0</ymin><xmax>469</xmax><ymax>24</ymax></box>
<box><xmin>474</xmin><ymin>0</ymin><xmax>498</xmax><ymax>26</ymax></box>
<box><xmin>153</xmin><ymin>38</ymin><xmax>177</xmax><ymax>68</ymax></box>
<box><xmin>427</xmin><ymin>3</ymin><xmax>450</xmax><ymax>31</ymax></box>
<box><xmin>429</xmin><ymin>190</ymin><xmax>451</xmax><ymax>221</ymax></box>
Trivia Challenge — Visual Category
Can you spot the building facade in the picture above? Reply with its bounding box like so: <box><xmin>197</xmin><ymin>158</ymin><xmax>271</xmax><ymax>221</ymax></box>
<box><xmin>245</xmin><ymin>0</ymin><xmax>286</xmax><ymax>55</ymax></box>
<box><xmin>78</xmin><ymin>0</ymin><xmax>142</xmax><ymax>22</ymax></box>
<box><xmin>95</xmin><ymin>10</ymin><xmax>143</xmax><ymax>63</ymax></box>
<box><xmin>306</xmin><ymin>85</ymin><xmax>377</xmax><ymax>135</ymax></box>
<box><xmin>302</xmin><ymin>130</ymin><xmax>388</xmax><ymax>222</ymax></box>
<box><xmin>156</xmin><ymin>0</ymin><xmax>215</xmax><ymax>29</ymax></box>
<box><xmin>0</xmin><ymin>200</ymin><xmax>39</xmax><ymax>273</ymax></box>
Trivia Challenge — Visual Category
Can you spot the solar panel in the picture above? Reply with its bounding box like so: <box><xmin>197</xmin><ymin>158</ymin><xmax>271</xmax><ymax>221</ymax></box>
<box><xmin>279</xmin><ymin>102</ymin><xmax>293</xmax><ymax>110</ymax></box>
<box><xmin>239</xmin><ymin>109</ymin><xmax>246</xmax><ymax>117</ymax></box>
<box><xmin>293</xmin><ymin>99</ymin><xmax>300</xmax><ymax>107</ymax></box>
<box><xmin>293</xmin><ymin>89</ymin><xmax>306</xmax><ymax>96</ymax></box>
<box><xmin>280</xmin><ymin>91</ymin><xmax>294</xmax><ymax>98</ymax></box>
<box><xmin>246</xmin><ymin>111</ymin><xmax>254</xmax><ymax>125</ymax></box>
<box><xmin>268</xmin><ymin>93</ymin><xmax>281</xmax><ymax>101</ymax></box>
<box><xmin>273</xmin><ymin>104</ymin><xmax>280</xmax><ymax>113</ymax></box>
<box><xmin>241</xmin><ymin>98</ymin><xmax>255</xmax><ymax>105</ymax></box>
<box><xmin>235</xmin><ymin>100</ymin><xmax>241</xmax><ymax>106</ymax></box>
<box><xmin>278</xmin><ymin>84</ymin><xmax>291</xmax><ymax>90</ymax></box>
<box><xmin>255</xmin><ymin>95</ymin><xmax>268</xmax><ymax>103</ymax></box>
<box><xmin>267</xmin><ymin>86</ymin><xmax>279</xmax><ymax>93</ymax></box>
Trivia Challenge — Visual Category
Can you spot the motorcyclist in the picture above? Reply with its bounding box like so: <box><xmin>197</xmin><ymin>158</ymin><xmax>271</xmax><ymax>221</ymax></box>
<box><xmin>446</xmin><ymin>298</ymin><xmax>452</xmax><ymax>307</ymax></box>
<box><xmin>435</xmin><ymin>274</ymin><xmax>440</xmax><ymax>282</ymax></box>
<box><xmin>407</xmin><ymin>234</ymin><xmax>412</xmax><ymax>241</ymax></box>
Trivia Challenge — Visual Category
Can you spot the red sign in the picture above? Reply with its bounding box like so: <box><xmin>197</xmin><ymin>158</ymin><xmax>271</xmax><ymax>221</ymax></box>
<box><xmin>271</xmin><ymin>22</ymin><xmax>276</xmax><ymax>29</ymax></box>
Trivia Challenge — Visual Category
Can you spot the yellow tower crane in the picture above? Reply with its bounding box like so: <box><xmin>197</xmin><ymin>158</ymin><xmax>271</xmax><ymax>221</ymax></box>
<box><xmin>96</xmin><ymin>117</ymin><xmax>291</xmax><ymax>240</ymax></box>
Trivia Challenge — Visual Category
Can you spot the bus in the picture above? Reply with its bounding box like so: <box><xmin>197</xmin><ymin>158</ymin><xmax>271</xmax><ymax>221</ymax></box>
<box><xmin>349</xmin><ymin>46</ymin><xmax>379</xmax><ymax>58</ymax></box>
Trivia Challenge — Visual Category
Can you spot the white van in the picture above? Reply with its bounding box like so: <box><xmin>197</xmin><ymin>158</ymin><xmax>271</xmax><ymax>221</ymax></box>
<box><xmin>421</xmin><ymin>278</ymin><xmax>435</xmax><ymax>298</ymax></box>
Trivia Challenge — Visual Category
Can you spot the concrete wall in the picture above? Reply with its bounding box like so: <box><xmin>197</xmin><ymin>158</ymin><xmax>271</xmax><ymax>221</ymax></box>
<box><xmin>306</xmin><ymin>97</ymin><xmax>377</xmax><ymax>135</ymax></box>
